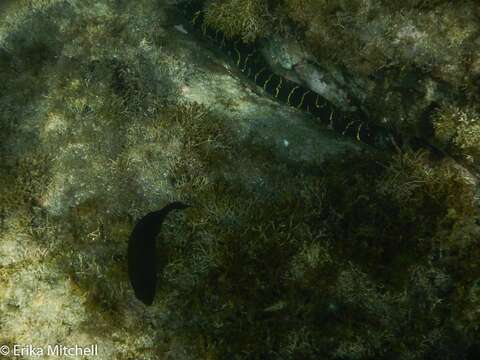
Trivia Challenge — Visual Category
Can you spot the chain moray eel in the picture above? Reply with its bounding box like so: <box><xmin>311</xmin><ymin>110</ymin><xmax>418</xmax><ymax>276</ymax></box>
<box><xmin>178</xmin><ymin>2</ymin><xmax>401</xmax><ymax>149</ymax></box>
<box><xmin>128</xmin><ymin>201</ymin><xmax>189</xmax><ymax>305</ymax></box>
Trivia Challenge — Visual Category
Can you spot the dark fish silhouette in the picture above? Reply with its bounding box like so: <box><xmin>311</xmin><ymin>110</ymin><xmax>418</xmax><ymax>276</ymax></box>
<box><xmin>128</xmin><ymin>201</ymin><xmax>189</xmax><ymax>305</ymax></box>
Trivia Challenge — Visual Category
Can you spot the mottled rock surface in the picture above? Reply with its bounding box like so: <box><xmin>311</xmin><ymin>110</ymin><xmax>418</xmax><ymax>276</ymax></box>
<box><xmin>0</xmin><ymin>0</ymin><xmax>361</xmax><ymax>358</ymax></box>
<box><xmin>256</xmin><ymin>1</ymin><xmax>480</xmax><ymax>147</ymax></box>
<box><xmin>1</xmin><ymin>1</ymin><xmax>480</xmax><ymax>359</ymax></box>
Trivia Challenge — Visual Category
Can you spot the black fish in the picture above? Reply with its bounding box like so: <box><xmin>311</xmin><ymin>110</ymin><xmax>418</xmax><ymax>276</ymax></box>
<box><xmin>128</xmin><ymin>201</ymin><xmax>189</xmax><ymax>305</ymax></box>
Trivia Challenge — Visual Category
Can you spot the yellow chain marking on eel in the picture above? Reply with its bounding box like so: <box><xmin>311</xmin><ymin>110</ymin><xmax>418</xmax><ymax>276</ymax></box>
<box><xmin>297</xmin><ymin>90</ymin><xmax>311</xmax><ymax>109</ymax></box>
<box><xmin>263</xmin><ymin>73</ymin><xmax>275</xmax><ymax>90</ymax></box>
<box><xmin>315</xmin><ymin>94</ymin><xmax>321</xmax><ymax>108</ymax></box>
<box><xmin>233</xmin><ymin>42</ymin><xmax>242</xmax><ymax>66</ymax></box>
<box><xmin>356</xmin><ymin>123</ymin><xmax>364</xmax><ymax>141</ymax></box>
<box><xmin>342</xmin><ymin>120</ymin><xmax>356</xmax><ymax>136</ymax></box>
<box><xmin>254</xmin><ymin>67</ymin><xmax>266</xmax><ymax>83</ymax></box>
<box><xmin>214</xmin><ymin>28</ymin><xmax>221</xmax><ymax>42</ymax></box>
<box><xmin>192</xmin><ymin>11</ymin><xmax>201</xmax><ymax>26</ymax></box>
<box><xmin>242</xmin><ymin>52</ymin><xmax>255</xmax><ymax>72</ymax></box>
<box><xmin>220</xmin><ymin>34</ymin><xmax>226</xmax><ymax>48</ymax></box>
<box><xmin>287</xmin><ymin>86</ymin><xmax>300</xmax><ymax>106</ymax></box>
<box><xmin>274</xmin><ymin>77</ymin><xmax>283</xmax><ymax>98</ymax></box>
<box><xmin>328</xmin><ymin>110</ymin><xmax>334</xmax><ymax>129</ymax></box>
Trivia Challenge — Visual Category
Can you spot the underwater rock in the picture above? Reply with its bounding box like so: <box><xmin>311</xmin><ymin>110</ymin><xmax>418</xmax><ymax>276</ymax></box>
<box><xmin>2</xmin><ymin>0</ymin><xmax>480</xmax><ymax>358</ymax></box>
<box><xmin>259</xmin><ymin>35</ymin><xmax>358</xmax><ymax>112</ymax></box>
<box><xmin>254</xmin><ymin>1</ymin><xmax>480</xmax><ymax>145</ymax></box>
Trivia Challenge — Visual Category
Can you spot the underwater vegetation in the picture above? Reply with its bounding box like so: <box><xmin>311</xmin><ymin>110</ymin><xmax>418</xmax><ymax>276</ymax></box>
<box><xmin>1</xmin><ymin>0</ymin><xmax>480</xmax><ymax>358</ymax></box>
<box><xmin>433</xmin><ymin>104</ymin><xmax>480</xmax><ymax>165</ymax></box>
<box><xmin>155</xmin><ymin>143</ymin><xmax>480</xmax><ymax>358</ymax></box>
<box><xmin>203</xmin><ymin>0</ymin><xmax>272</xmax><ymax>43</ymax></box>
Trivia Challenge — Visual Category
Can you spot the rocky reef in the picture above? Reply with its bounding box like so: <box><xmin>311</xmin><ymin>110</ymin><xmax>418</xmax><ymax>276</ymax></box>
<box><xmin>1</xmin><ymin>0</ymin><xmax>479</xmax><ymax>359</ymax></box>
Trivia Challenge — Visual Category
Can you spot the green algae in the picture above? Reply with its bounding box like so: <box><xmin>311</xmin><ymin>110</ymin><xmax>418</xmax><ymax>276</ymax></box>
<box><xmin>1</xmin><ymin>0</ymin><xmax>480</xmax><ymax>359</ymax></box>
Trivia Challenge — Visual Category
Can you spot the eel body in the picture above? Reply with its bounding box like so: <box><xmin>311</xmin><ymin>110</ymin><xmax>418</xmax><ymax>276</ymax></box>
<box><xmin>179</xmin><ymin>2</ymin><xmax>399</xmax><ymax>149</ymax></box>
<box><xmin>180</xmin><ymin>4</ymin><xmax>447</xmax><ymax>156</ymax></box>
